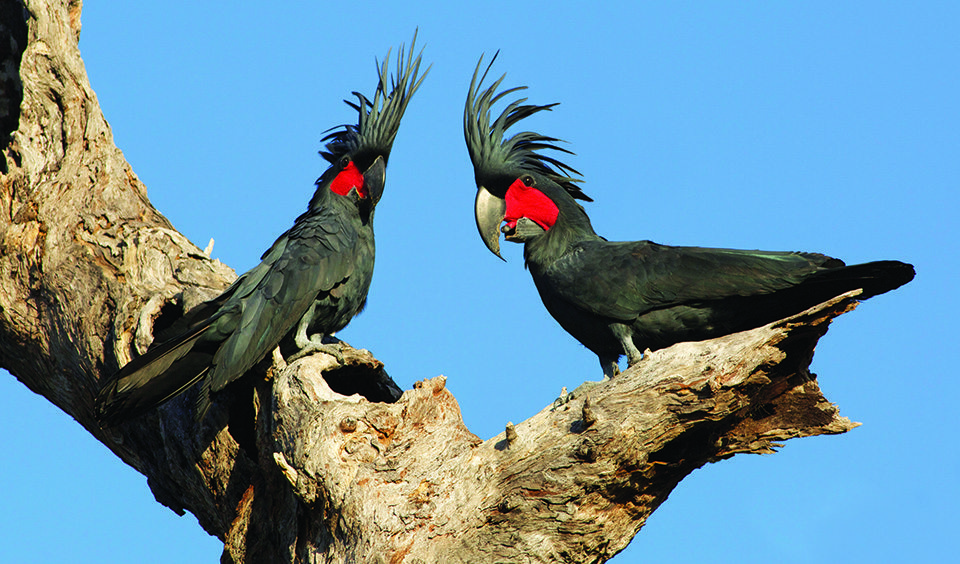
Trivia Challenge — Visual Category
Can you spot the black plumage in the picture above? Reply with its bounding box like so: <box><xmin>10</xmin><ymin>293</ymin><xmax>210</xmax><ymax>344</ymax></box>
<box><xmin>463</xmin><ymin>57</ymin><xmax>914</xmax><ymax>378</ymax></box>
<box><xmin>96</xmin><ymin>39</ymin><xmax>428</xmax><ymax>425</ymax></box>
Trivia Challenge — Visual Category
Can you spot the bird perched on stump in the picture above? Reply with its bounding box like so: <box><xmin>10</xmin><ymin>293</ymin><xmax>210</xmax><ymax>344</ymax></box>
<box><xmin>463</xmin><ymin>56</ymin><xmax>914</xmax><ymax>379</ymax></box>
<box><xmin>96</xmin><ymin>38</ymin><xmax>428</xmax><ymax>425</ymax></box>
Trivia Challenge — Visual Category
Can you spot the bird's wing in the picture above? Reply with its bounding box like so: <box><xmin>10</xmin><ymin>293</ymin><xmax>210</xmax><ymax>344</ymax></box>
<box><xmin>206</xmin><ymin>203</ymin><xmax>360</xmax><ymax>391</ymax></box>
<box><xmin>542</xmin><ymin>240</ymin><xmax>841</xmax><ymax>322</ymax></box>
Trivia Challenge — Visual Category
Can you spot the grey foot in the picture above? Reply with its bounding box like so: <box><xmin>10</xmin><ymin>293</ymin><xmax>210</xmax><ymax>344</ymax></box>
<box><xmin>288</xmin><ymin>335</ymin><xmax>344</xmax><ymax>363</ymax></box>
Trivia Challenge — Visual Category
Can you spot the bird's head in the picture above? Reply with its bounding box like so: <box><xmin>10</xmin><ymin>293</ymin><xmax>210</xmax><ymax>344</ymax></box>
<box><xmin>312</xmin><ymin>33</ymin><xmax>428</xmax><ymax>211</ymax></box>
<box><xmin>463</xmin><ymin>54</ymin><xmax>591</xmax><ymax>260</ymax></box>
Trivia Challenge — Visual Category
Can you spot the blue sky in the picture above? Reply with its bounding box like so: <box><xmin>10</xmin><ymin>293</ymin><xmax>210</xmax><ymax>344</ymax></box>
<box><xmin>2</xmin><ymin>2</ymin><xmax>958</xmax><ymax>562</ymax></box>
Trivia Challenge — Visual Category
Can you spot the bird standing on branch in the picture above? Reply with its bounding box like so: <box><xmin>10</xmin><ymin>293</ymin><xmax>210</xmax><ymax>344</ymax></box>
<box><xmin>96</xmin><ymin>38</ymin><xmax>429</xmax><ymax>425</ymax></box>
<box><xmin>463</xmin><ymin>56</ymin><xmax>914</xmax><ymax>380</ymax></box>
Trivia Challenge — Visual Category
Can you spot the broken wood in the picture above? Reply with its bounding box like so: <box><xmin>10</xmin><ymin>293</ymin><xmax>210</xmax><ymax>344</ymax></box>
<box><xmin>0</xmin><ymin>2</ymin><xmax>865</xmax><ymax>562</ymax></box>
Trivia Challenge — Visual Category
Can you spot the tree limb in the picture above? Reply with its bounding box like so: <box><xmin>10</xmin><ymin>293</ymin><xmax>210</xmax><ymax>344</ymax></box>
<box><xmin>0</xmin><ymin>2</ymin><xmax>860</xmax><ymax>562</ymax></box>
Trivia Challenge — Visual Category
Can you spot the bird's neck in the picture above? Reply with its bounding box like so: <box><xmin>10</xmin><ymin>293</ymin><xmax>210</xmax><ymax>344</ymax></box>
<box><xmin>523</xmin><ymin>201</ymin><xmax>601</xmax><ymax>269</ymax></box>
<box><xmin>308</xmin><ymin>184</ymin><xmax>374</xmax><ymax>224</ymax></box>
<box><xmin>308</xmin><ymin>182</ymin><xmax>335</xmax><ymax>211</ymax></box>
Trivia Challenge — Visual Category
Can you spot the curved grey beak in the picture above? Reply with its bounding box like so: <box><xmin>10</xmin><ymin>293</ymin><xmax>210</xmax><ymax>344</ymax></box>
<box><xmin>363</xmin><ymin>156</ymin><xmax>386</xmax><ymax>205</ymax></box>
<box><xmin>475</xmin><ymin>185</ymin><xmax>506</xmax><ymax>260</ymax></box>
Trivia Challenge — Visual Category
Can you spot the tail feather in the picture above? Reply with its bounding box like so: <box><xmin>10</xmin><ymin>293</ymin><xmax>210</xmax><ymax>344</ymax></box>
<box><xmin>96</xmin><ymin>321</ymin><xmax>216</xmax><ymax>426</ymax></box>
<box><xmin>808</xmin><ymin>260</ymin><xmax>915</xmax><ymax>301</ymax></box>
<box><xmin>703</xmin><ymin>259</ymin><xmax>914</xmax><ymax>341</ymax></box>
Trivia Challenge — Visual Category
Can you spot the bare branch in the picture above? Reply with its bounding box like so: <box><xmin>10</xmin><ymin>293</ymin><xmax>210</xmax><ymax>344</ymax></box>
<box><xmin>0</xmin><ymin>2</ymin><xmax>863</xmax><ymax>562</ymax></box>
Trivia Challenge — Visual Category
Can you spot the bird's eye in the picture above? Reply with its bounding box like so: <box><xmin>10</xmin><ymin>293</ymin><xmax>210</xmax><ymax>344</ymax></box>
<box><xmin>340</xmin><ymin>156</ymin><xmax>351</xmax><ymax>169</ymax></box>
<box><xmin>521</xmin><ymin>175</ymin><xmax>534</xmax><ymax>187</ymax></box>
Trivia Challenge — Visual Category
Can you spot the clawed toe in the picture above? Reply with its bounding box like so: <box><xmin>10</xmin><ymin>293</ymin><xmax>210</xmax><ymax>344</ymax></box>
<box><xmin>288</xmin><ymin>338</ymin><xmax>343</xmax><ymax>364</ymax></box>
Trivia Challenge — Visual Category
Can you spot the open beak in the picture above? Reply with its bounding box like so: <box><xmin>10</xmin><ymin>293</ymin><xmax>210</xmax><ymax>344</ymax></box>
<box><xmin>362</xmin><ymin>156</ymin><xmax>386</xmax><ymax>205</ymax></box>
<box><xmin>475</xmin><ymin>185</ymin><xmax>506</xmax><ymax>260</ymax></box>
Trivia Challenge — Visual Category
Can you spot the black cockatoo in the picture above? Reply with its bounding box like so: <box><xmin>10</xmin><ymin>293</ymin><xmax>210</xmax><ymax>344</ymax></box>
<box><xmin>463</xmin><ymin>57</ymin><xmax>914</xmax><ymax>379</ymax></box>
<box><xmin>96</xmin><ymin>40</ymin><xmax>428</xmax><ymax>425</ymax></box>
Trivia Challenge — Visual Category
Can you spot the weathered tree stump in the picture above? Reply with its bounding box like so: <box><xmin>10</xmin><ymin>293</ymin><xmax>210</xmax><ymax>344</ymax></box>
<box><xmin>0</xmin><ymin>2</ymin><xmax>866</xmax><ymax>562</ymax></box>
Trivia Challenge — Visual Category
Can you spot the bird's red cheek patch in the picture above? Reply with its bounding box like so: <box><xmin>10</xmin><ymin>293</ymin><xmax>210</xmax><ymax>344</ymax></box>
<box><xmin>504</xmin><ymin>178</ymin><xmax>559</xmax><ymax>231</ymax></box>
<box><xmin>329</xmin><ymin>161</ymin><xmax>367</xmax><ymax>198</ymax></box>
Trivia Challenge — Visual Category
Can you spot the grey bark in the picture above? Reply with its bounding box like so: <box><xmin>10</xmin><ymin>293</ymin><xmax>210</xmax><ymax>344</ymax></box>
<box><xmin>1</xmin><ymin>2</ymin><xmax>861</xmax><ymax>562</ymax></box>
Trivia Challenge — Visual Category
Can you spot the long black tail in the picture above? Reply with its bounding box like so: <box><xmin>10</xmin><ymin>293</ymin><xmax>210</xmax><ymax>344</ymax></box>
<box><xmin>808</xmin><ymin>259</ymin><xmax>915</xmax><ymax>301</ymax></box>
<box><xmin>765</xmin><ymin>259</ymin><xmax>914</xmax><ymax>323</ymax></box>
<box><xmin>711</xmin><ymin>259</ymin><xmax>914</xmax><ymax>336</ymax></box>
<box><xmin>95</xmin><ymin>322</ymin><xmax>216</xmax><ymax>426</ymax></box>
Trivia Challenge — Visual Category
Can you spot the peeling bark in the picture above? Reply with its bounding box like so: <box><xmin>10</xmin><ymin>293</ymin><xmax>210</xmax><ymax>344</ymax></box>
<box><xmin>1</xmin><ymin>2</ymin><xmax>863</xmax><ymax>562</ymax></box>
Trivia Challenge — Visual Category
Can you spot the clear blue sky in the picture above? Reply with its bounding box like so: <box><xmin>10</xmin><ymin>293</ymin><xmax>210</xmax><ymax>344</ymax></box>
<box><xmin>2</xmin><ymin>2</ymin><xmax>957</xmax><ymax>562</ymax></box>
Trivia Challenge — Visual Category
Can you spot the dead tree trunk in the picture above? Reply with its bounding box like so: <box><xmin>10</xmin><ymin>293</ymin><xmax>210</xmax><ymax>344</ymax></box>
<box><xmin>1</xmin><ymin>2</ymin><xmax>861</xmax><ymax>562</ymax></box>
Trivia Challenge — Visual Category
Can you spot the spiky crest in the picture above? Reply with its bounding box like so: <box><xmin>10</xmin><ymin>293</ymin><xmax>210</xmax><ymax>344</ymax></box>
<box><xmin>320</xmin><ymin>31</ymin><xmax>430</xmax><ymax>165</ymax></box>
<box><xmin>464</xmin><ymin>53</ymin><xmax>591</xmax><ymax>202</ymax></box>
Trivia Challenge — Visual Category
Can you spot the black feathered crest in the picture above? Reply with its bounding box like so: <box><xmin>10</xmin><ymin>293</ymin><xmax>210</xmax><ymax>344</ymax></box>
<box><xmin>464</xmin><ymin>53</ymin><xmax>591</xmax><ymax>202</ymax></box>
<box><xmin>320</xmin><ymin>32</ymin><xmax>429</xmax><ymax>164</ymax></box>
